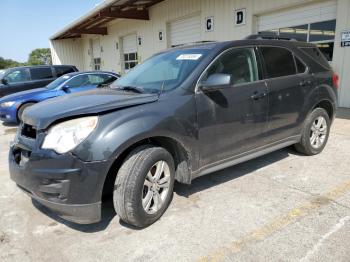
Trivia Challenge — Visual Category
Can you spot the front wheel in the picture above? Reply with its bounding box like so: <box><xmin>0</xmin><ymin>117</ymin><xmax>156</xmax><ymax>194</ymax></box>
<box><xmin>294</xmin><ymin>108</ymin><xmax>330</xmax><ymax>155</ymax></box>
<box><xmin>113</xmin><ymin>146</ymin><xmax>175</xmax><ymax>227</ymax></box>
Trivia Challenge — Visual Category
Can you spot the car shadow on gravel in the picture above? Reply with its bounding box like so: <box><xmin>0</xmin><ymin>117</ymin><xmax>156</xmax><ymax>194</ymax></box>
<box><xmin>2</xmin><ymin>122</ymin><xmax>18</xmax><ymax>135</ymax></box>
<box><xmin>31</xmin><ymin>147</ymin><xmax>297</xmax><ymax>232</ymax></box>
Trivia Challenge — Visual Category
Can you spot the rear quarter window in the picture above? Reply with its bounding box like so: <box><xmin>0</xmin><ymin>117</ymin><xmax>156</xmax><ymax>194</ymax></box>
<box><xmin>295</xmin><ymin>56</ymin><xmax>307</xmax><ymax>74</ymax></box>
<box><xmin>299</xmin><ymin>47</ymin><xmax>331</xmax><ymax>69</ymax></box>
<box><xmin>55</xmin><ymin>66</ymin><xmax>76</xmax><ymax>77</ymax></box>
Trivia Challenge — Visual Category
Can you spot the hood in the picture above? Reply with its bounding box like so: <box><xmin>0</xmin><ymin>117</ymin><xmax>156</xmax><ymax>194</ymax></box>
<box><xmin>22</xmin><ymin>88</ymin><xmax>159</xmax><ymax>129</ymax></box>
<box><xmin>0</xmin><ymin>88</ymin><xmax>48</xmax><ymax>102</ymax></box>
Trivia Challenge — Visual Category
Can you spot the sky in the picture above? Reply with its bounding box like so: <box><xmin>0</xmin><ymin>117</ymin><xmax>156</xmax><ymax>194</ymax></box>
<box><xmin>0</xmin><ymin>0</ymin><xmax>103</xmax><ymax>62</ymax></box>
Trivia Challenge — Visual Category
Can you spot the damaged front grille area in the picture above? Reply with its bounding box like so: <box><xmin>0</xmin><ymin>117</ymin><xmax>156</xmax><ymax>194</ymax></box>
<box><xmin>21</xmin><ymin>124</ymin><xmax>37</xmax><ymax>139</ymax></box>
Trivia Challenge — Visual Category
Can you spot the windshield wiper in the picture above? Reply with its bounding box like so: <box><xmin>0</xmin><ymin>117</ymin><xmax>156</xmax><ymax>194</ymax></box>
<box><xmin>116</xmin><ymin>86</ymin><xmax>144</xmax><ymax>94</ymax></box>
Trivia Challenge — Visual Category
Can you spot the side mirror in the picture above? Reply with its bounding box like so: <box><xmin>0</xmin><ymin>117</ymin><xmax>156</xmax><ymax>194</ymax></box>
<box><xmin>199</xmin><ymin>73</ymin><xmax>233</xmax><ymax>92</ymax></box>
<box><xmin>1</xmin><ymin>78</ymin><xmax>8</xmax><ymax>85</ymax></box>
<box><xmin>62</xmin><ymin>85</ymin><xmax>71</xmax><ymax>93</ymax></box>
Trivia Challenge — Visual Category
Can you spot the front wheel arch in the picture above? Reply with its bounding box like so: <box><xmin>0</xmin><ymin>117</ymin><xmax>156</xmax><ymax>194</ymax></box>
<box><xmin>17</xmin><ymin>102</ymin><xmax>36</xmax><ymax>122</ymax></box>
<box><xmin>101</xmin><ymin>136</ymin><xmax>192</xmax><ymax>201</ymax></box>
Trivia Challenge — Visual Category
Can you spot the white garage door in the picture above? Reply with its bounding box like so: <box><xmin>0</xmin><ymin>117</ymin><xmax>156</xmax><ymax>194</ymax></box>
<box><xmin>257</xmin><ymin>1</ymin><xmax>337</xmax><ymax>32</ymax></box>
<box><xmin>169</xmin><ymin>15</ymin><xmax>201</xmax><ymax>47</ymax></box>
<box><xmin>122</xmin><ymin>34</ymin><xmax>138</xmax><ymax>73</ymax></box>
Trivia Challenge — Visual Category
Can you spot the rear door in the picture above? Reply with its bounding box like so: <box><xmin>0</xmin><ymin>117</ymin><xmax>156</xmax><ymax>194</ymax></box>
<box><xmin>196</xmin><ymin>47</ymin><xmax>269</xmax><ymax>167</ymax></box>
<box><xmin>259</xmin><ymin>46</ymin><xmax>313</xmax><ymax>142</ymax></box>
<box><xmin>29</xmin><ymin>67</ymin><xmax>55</xmax><ymax>90</ymax></box>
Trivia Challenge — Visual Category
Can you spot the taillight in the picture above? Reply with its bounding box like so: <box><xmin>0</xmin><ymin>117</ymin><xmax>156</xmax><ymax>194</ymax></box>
<box><xmin>332</xmin><ymin>73</ymin><xmax>339</xmax><ymax>89</ymax></box>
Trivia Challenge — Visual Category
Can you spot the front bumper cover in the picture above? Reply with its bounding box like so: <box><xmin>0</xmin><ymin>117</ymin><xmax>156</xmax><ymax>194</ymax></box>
<box><xmin>9</xmin><ymin>129</ymin><xmax>111</xmax><ymax>224</ymax></box>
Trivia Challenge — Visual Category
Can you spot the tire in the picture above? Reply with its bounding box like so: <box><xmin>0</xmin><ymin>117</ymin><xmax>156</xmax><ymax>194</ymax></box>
<box><xmin>294</xmin><ymin>108</ymin><xmax>330</xmax><ymax>156</ymax></box>
<box><xmin>113</xmin><ymin>146</ymin><xmax>175</xmax><ymax>228</ymax></box>
<box><xmin>17</xmin><ymin>103</ymin><xmax>35</xmax><ymax>122</ymax></box>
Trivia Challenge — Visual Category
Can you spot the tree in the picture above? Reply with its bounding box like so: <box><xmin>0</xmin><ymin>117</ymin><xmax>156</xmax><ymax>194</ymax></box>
<box><xmin>27</xmin><ymin>48</ymin><xmax>52</xmax><ymax>65</ymax></box>
<box><xmin>0</xmin><ymin>57</ymin><xmax>25</xmax><ymax>69</ymax></box>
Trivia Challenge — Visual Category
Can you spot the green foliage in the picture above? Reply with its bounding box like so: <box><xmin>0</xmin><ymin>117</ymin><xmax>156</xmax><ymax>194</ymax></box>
<box><xmin>27</xmin><ymin>48</ymin><xmax>52</xmax><ymax>65</ymax></box>
<box><xmin>0</xmin><ymin>57</ymin><xmax>26</xmax><ymax>69</ymax></box>
<box><xmin>0</xmin><ymin>48</ymin><xmax>52</xmax><ymax>69</ymax></box>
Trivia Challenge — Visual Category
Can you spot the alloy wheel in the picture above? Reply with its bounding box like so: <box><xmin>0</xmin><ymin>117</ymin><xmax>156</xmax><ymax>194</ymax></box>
<box><xmin>310</xmin><ymin>116</ymin><xmax>328</xmax><ymax>149</ymax></box>
<box><xmin>142</xmin><ymin>160</ymin><xmax>171</xmax><ymax>214</ymax></box>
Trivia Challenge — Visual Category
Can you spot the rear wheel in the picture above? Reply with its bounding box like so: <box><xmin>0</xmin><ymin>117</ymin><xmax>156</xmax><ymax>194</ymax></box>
<box><xmin>294</xmin><ymin>108</ymin><xmax>330</xmax><ymax>155</ymax></box>
<box><xmin>17</xmin><ymin>103</ymin><xmax>35</xmax><ymax>122</ymax></box>
<box><xmin>113</xmin><ymin>146</ymin><xmax>175</xmax><ymax>227</ymax></box>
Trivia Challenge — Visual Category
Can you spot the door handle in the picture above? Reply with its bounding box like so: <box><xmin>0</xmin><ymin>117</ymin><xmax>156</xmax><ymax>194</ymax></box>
<box><xmin>251</xmin><ymin>92</ymin><xmax>267</xmax><ymax>100</ymax></box>
<box><xmin>299</xmin><ymin>80</ymin><xmax>312</xmax><ymax>86</ymax></box>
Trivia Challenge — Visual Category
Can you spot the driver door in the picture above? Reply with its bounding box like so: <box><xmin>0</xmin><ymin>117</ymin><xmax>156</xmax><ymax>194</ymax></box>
<box><xmin>196</xmin><ymin>47</ymin><xmax>269</xmax><ymax>168</ymax></box>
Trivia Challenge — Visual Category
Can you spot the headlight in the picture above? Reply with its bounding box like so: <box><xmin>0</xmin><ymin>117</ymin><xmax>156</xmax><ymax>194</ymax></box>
<box><xmin>41</xmin><ymin>116</ymin><xmax>98</xmax><ymax>154</ymax></box>
<box><xmin>1</xmin><ymin>101</ymin><xmax>15</xmax><ymax>107</ymax></box>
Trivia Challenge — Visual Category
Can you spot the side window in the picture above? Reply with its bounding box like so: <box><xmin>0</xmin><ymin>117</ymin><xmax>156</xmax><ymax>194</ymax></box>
<box><xmin>260</xmin><ymin>47</ymin><xmax>296</xmax><ymax>78</ymax></box>
<box><xmin>201</xmin><ymin>48</ymin><xmax>259</xmax><ymax>85</ymax></box>
<box><xmin>55</xmin><ymin>66</ymin><xmax>75</xmax><ymax>77</ymax></box>
<box><xmin>4</xmin><ymin>69</ymin><xmax>30</xmax><ymax>83</ymax></box>
<box><xmin>87</xmin><ymin>74</ymin><xmax>116</xmax><ymax>85</ymax></box>
<box><xmin>30</xmin><ymin>67</ymin><xmax>53</xmax><ymax>80</ymax></box>
<box><xmin>295</xmin><ymin>56</ymin><xmax>306</xmax><ymax>74</ymax></box>
<box><xmin>66</xmin><ymin>75</ymin><xmax>90</xmax><ymax>88</ymax></box>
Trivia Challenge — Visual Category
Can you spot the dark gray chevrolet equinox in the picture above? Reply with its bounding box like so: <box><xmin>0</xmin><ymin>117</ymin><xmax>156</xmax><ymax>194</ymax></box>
<box><xmin>9</xmin><ymin>37</ymin><xmax>338</xmax><ymax>227</ymax></box>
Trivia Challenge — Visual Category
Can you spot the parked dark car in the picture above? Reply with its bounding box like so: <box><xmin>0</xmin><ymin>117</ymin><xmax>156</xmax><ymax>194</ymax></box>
<box><xmin>9</xmin><ymin>37</ymin><xmax>338</xmax><ymax>227</ymax></box>
<box><xmin>0</xmin><ymin>71</ymin><xmax>119</xmax><ymax>124</ymax></box>
<box><xmin>0</xmin><ymin>65</ymin><xmax>78</xmax><ymax>97</ymax></box>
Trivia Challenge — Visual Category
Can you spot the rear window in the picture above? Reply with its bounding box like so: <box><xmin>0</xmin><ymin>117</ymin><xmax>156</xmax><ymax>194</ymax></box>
<box><xmin>30</xmin><ymin>67</ymin><xmax>53</xmax><ymax>80</ymax></box>
<box><xmin>55</xmin><ymin>66</ymin><xmax>76</xmax><ymax>77</ymax></box>
<box><xmin>299</xmin><ymin>47</ymin><xmax>331</xmax><ymax>69</ymax></box>
<box><xmin>260</xmin><ymin>47</ymin><xmax>296</xmax><ymax>78</ymax></box>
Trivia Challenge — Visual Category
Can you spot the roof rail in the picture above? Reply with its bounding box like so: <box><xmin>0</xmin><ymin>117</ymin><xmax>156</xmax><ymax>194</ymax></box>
<box><xmin>171</xmin><ymin>40</ymin><xmax>217</xmax><ymax>48</ymax></box>
<box><xmin>245</xmin><ymin>34</ymin><xmax>298</xmax><ymax>41</ymax></box>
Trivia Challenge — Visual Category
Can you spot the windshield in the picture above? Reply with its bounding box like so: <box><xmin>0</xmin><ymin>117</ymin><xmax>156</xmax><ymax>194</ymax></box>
<box><xmin>46</xmin><ymin>75</ymin><xmax>71</xmax><ymax>89</ymax></box>
<box><xmin>111</xmin><ymin>49</ymin><xmax>210</xmax><ymax>93</ymax></box>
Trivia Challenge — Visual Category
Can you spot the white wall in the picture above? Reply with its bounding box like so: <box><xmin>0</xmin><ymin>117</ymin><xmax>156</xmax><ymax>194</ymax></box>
<box><xmin>50</xmin><ymin>0</ymin><xmax>350</xmax><ymax>107</ymax></box>
<box><xmin>50</xmin><ymin>38</ymin><xmax>84</xmax><ymax>70</ymax></box>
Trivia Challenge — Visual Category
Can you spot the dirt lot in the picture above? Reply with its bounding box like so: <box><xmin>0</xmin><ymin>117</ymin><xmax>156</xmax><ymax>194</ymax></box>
<box><xmin>1</xmin><ymin>109</ymin><xmax>350</xmax><ymax>262</ymax></box>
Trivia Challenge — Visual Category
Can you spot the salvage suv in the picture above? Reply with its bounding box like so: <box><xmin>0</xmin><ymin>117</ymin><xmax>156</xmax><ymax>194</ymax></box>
<box><xmin>9</xmin><ymin>36</ymin><xmax>338</xmax><ymax>227</ymax></box>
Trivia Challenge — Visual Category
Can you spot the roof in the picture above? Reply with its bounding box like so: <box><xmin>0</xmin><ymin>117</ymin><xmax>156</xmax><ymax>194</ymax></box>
<box><xmin>65</xmin><ymin>71</ymin><xmax>119</xmax><ymax>77</ymax></box>
<box><xmin>51</xmin><ymin>0</ymin><xmax>165</xmax><ymax>40</ymax></box>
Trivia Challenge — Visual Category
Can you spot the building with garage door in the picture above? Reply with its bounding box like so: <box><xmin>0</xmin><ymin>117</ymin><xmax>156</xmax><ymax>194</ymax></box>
<box><xmin>50</xmin><ymin>0</ymin><xmax>350</xmax><ymax>107</ymax></box>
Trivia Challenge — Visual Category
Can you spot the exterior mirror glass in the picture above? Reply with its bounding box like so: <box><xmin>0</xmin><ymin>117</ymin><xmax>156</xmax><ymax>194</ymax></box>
<box><xmin>200</xmin><ymin>73</ymin><xmax>232</xmax><ymax>91</ymax></box>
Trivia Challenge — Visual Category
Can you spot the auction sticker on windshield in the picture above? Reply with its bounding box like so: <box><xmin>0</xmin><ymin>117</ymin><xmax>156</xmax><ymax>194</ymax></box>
<box><xmin>176</xmin><ymin>54</ymin><xmax>202</xmax><ymax>60</ymax></box>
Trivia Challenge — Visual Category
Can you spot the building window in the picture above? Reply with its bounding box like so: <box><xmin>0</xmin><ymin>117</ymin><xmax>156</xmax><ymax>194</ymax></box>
<box><xmin>124</xmin><ymin>52</ymin><xmax>138</xmax><ymax>72</ymax></box>
<box><xmin>259</xmin><ymin>19</ymin><xmax>336</xmax><ymax>61</ymax></box>
<box><xmin>94</xmin><ymin>58</ymin><xmax>101</xmax><ymax>70</ymax></box>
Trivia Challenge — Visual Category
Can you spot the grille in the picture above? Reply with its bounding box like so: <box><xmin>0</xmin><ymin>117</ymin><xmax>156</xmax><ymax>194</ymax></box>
<box><xmin>21</xmin><ymin>124</ymin><xmax>37</xmax><ymax>139</ymax></box>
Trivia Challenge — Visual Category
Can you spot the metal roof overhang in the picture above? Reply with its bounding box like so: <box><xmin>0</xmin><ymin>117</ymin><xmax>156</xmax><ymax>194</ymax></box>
<box><xmin>51</xmin><ymin>0</ymin><xmax>165</xmax><ymax>40</ymax></box>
